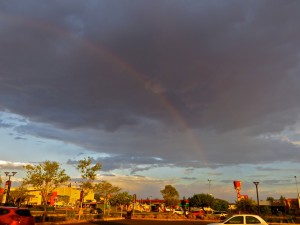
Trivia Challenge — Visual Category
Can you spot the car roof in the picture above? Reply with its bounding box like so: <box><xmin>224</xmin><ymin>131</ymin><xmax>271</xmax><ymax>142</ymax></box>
<box><xmin>231</xmin><ymin>214</ymin><xmax>261</xmax><ymax>216</ymax></box>
<box><xmin>0</xmin><ymin>207</ymin><xmax>29</xmax><ymax>210</ymax></box>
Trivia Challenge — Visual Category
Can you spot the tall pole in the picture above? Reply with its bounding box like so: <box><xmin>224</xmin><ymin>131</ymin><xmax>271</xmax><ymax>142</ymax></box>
<box><xmin>253</xmin><ymin>182</ymin><xmax>260</xmax><ymax>215</ymax></box>
<box><xmin>295</xmin><ymin>176</ymin><xmax>300</xmax><ymax>209</ymax></box>
<box><xmin>4</xmin><ymin>172</ymin><xmax>17</xmax><ymax>204</ymax></box>
<box><xmin>208</xmin><ymin>179</ymin><xmax>213</xmax><ymax>195</ymax></box>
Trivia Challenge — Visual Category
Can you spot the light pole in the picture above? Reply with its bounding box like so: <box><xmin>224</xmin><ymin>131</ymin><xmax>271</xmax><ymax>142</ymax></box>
<box><xmin>253</xmin><ymin>182</ymin><xmax>260</xmax><ymax>215</ymax></box>
<box><xmin>208</xmin><ymin>179</ymin><xmax>213</xmax><ymax>195</ymax></box>
<box><xmin>149</xmin><ymin>195</ymin><xmax>152</xmax><ymax>212</ymax></box>
<box><xmin>294</xmin><ymin>176</ymin><xmax>300</xmax><ymax>209</ymax></box>
<box><xmin>4</xmin><ymin>172</ymin><xmax>17</xmax><ymax>204</ymax></box>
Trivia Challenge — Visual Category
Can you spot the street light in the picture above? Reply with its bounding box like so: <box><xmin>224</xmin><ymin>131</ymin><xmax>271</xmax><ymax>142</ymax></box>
<box><xmin>4</xmin><ymin>172</ymin><xmax>17</xmax><ymax>204</ymax></box>
<box><xmin>208</xmin><ymin>179</ymin><xmax>213</xmax><ymax>195</ymax></box>
<box><xmin>294</xmin><ymin>176</ymin><xmax>300</xmax><ymax>209</ymax></box>
<box><xmin>253</xmin><ymin>182</ymin><xmax>260</xmax><ymax>215</ymax></box>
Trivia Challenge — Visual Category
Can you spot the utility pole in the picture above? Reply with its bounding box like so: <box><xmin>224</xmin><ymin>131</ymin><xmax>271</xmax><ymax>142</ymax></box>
<box><xmin>208</xmin><ymin>179</ymin><xmax>213</xmax><ymax>196</ymax></box>
<box><xmin>253</xmin><ymin>182</ymin><xmax>260</xmax><ymax>215</ymax></box>
<box><xmin>3</xmin><ymin>172</ymin><xmax>17</xmax><ymax>204</ymax></box>
<box><xmin>295</xmin><ymin>176</ymin><xmax>300</xmax><ymax>209</ymax></box>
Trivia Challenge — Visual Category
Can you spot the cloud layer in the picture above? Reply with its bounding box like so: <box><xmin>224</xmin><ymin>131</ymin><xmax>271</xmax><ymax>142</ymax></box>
<box><xmin>1</xmin><ymin>0</ymin><xmax>300</xmax><ymax>182</ymax></box>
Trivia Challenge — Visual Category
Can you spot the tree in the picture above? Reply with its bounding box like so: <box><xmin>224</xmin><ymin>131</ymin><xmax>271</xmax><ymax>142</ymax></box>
<box><xmin>0</xmin><ymin>176</ymin><xmax>2</xmax><ymax>202</ymax></box>
<box><xmin>23</xmin><ymin>161</ymin><xmax>70</xmax><ymax>222</ymax></box>
<box><xmin>189</xmin><ymin>193</ymin><xmax>214</xmax><ymax>211</ymax></box>
<box><xmin>9</xmin><ymin>184</ymin><xmax>30</xmax><ymax>207</ymax></box>
<box><xmin>76</xmin><ymin>157</ymin><xmax>101</xmax><ymax>219</ymax></box>
<box><xmin>94</xmin><ymin>180</ymin><xmax>121</xmax><ymax>217</ymax></box>
<box><xmin>110</xmin><ymin>192</ymin><xmax>132</xmax><ymax>216</ymax></box>
<box><xmin>235</xmin><ymin>198</ymin><xmax>256</xmax><ymax>214</ymax></box>
<box><xmin>266</xmin><ymin>196</ymin><xmax>274</xmax><ymax>202</ymax></box>
<box><xmin>211</xmin><ymin>198</ymin><xmax>229</xmax><ymax>211</ymax></box>
<box><xmin>94</xmin><ymin>180</ymin><xmax>121</xmax><ymax>200</ymax></box>
<box><xmin>160</xmin><ymin>185</ymin><xmax>180</xmax><ymax>208</ymax></box>
<box><xmin>279</xmin><ymin>195</ymin><xmax>286</xmax><ymax>214</ymax></box>
<box><xmin>76</xmin><ymin>157</ymin><xmax>101</xmax><ymax>198</ymax></box>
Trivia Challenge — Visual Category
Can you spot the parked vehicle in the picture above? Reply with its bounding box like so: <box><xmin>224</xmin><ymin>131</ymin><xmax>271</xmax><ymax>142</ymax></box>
<box><xmin>164</xmin><ymin>207</ymin><xmax>171</xmax><ymax>212</ymax></box>
<box><xmin>211</xmin><ymin>211</ymin><xmax>228</xmax><ymax>219</ymax></box>
<box><xmin>189</xmin><ymin>209</ymin><xmax>204</xmax><ymax>219</ymax></box>
<box><xmin>0</xmin><ymin>206</ymin><xmax>35</xmax><ymax>225</ymax></box>
<box><xmin>90</xmin><ymin>208</ymin><xmax>103</xmax><ymax>214</ymax></box>
<box><xmin>207</xmin><ymin>214</ymin><xmax>268</xmax><ymax>225</ymax></box>
<box><xmin>173</xmin><ymin>208</ymin><xmax>188</xmax><ymax>215</ymax></box>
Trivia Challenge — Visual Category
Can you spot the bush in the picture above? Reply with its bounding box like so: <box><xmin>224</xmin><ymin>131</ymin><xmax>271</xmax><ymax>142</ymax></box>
<box><xmin>66</xmin><ymin>210</ymin><xmax>76</xmax><ymax>220</ymax></box>
<box><xmin>187</xmin><ymin>214</ymin><xmax>196</xmax><ymax>219</ymax></box>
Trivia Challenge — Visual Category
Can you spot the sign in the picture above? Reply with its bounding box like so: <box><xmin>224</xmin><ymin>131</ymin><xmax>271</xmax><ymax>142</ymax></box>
<box><xmin>233</xmin><ymin>180</ymin><xmax>242</xmax><ymax>190</ymax></box>
<box><xmin>1</xmin><ymin>180</ymin><xmax>10</xmax><ymax>204</ymax></box>
<box><xmin>233</xmin><ymin>180</ymin><xmax>242</xmax><ymax>201</ymax></box>
<box><xmin>133</xmin><ymin>194</ymin><xmax>136</xmax><ymax>203</ymax></box>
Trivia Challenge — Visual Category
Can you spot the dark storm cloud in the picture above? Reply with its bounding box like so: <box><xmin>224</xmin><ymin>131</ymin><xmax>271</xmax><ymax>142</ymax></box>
<box><xmin>67</xmin><ymin>155</ymin><xmax>164</xmax><ymax>173</ymax></box>
<box><xmin>1</xmin><ymin>0</ymin><xmax>300</xmax><ymax>169</ymax></box>
<box><xmin>181</xmin><ymin>177</ymin><xmax>197</xmax><ymax>180</ymax></box>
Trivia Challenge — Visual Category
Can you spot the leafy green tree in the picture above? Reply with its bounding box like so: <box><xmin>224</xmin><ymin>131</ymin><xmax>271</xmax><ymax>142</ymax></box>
<box><xmin>0</xmin><ymin>175</ymin><xmax>2</xmax><ymax>201</ymax></box>
<box><xmin>189</xmin><ymin>193</ymin><xmax>214</xmax><ymax>210</ymax></box>
<box><xmin>279</xmin><ymin>195</ymin><xmax>286</xmax><ymax>205</ymax></box>
<box><xmin>279</xmin><ymin>195</ymin><xmax>286</xmax><ymax>214</ymax></box>
<box><xmin>94</xmin><ymin>180</ymin><xmax>121</xmax><ymax>201</ymax></box>
<box><xmin>260</xmin><ymin>205</ymin><xmax>272</xmax><ymax>216</ymax></box>
<box><xmin>76</xmin><ymin>157</ymin><xmax>102</xmax><ymax>193</ymax></box>
<box><xmin>266</xmin><ymin>196</ymin><xmax>274</xmax><ymax>202</ymax></box>
<box><xmin>76</xmin><ymin>157</ymin><xmax>101</xmax><ymax>219</ymax></box>
<box><xmin>110</xmin><ymin>192</ymin><xmax>132</xmax><ymax>216</ymax></box>
<box><xmin>235</xmin><ymin>198</ymin><xmax>256</xmax><ymax>214</ymax></box>
<box><xmin>211</xmin><ymin>198</ymin><xmax>229</xmax><ymax>211</ymax></box>
<box><xmin>94</xmin><ymin>180</ymin><xmax>121</xmax><ymax>216</ymax></box>
<box><xmin>9</xmin><ymin>184</ymin><xmax>30</xmax><ymax>207</ymax></box>
<box><xmin>160</xmin><ymin>185</ymin><xmax>180</xmax><ymax>208</ymax></box>
<box><xmin>23</xmin><ymin>161</ymin><xmax>70</xmax><ymax>222</ymax></box>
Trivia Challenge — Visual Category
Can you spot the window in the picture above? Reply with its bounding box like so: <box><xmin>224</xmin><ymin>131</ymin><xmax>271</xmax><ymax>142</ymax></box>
<box><xmin>16</xmin><ymin>209</ymin><xmax>32</xmax><ymax>217</ymax></box>
<box><xmin>246</xmin><ymin>216</ymin><xmax>261</xmax><ymax>224</ymax></box>
<box><xmin>0</xmin><ymin>208</ymin><xmax>10</xmax><ymax>215</ymax></box>
<box><xmin>225</xmin><ymin>216</ymin><xmax>244</xmax><ymax>224</ymax></box>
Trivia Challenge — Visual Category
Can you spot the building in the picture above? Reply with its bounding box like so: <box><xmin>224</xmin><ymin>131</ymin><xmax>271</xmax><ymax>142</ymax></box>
<box><xmin>9</xmin><ymin>185</ymin><xmax>95</xmax><ymax>207</ymax></box>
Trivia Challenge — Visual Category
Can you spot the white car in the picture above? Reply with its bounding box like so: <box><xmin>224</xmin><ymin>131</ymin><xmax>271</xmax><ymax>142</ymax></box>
<box><xmin>207</xmin><ymin>214</ymin><xmax>268</xmax><ymax>225</ymax></box>
<box><xmin>173</xmin><ymin>208</ymin><xmax>188</xmax><ymax>215</ymax></box>
<box><xmin>211</xmin><ymin>211</ymin><xmax>228</xmax><ymax>219</ymax></box>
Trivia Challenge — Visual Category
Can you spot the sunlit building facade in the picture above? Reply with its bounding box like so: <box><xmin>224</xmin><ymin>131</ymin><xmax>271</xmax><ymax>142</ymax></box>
<box><xmin>9</xmin><ymin>185</ymin><xmax>95</xmax><ymax>206</ymax></box>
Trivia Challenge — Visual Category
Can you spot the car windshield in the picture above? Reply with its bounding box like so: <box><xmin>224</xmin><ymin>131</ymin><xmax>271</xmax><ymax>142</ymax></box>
<box><xmin>225</xmin><ymin>216</ymin><xmax>244</xmax><ymax>224</ymax></box>
<box><xmin>0</xmin><ymin>208</ymin><xmax>10</xmax><ymax>215</ymax></box>
<box><xmin>246</xmin><ymin>216</ymin><xmax>261</xmax><ymax>224</ymax></box>
<box><xmin>16</xmin><ymin>209</ymin><xmax>32</xmax><ymax>217</ymax></box>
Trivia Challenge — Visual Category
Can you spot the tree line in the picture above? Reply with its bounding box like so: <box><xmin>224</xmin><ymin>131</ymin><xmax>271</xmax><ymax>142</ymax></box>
<box><xmin>1</xmin><ymin>158</ymin><xmax>286</xmax><ymax>222</ymax></box>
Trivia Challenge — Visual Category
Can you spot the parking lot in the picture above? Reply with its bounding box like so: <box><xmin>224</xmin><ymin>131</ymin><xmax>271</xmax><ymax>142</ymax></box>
<box><xmin>72</xmin><ymin>219</ymin><xmax>208</xmax><ymax>225</ymax></box>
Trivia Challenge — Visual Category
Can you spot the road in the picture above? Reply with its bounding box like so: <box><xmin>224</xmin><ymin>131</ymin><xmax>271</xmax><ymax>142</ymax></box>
<box><xmin>73</xmin><ymin>219</ymin><xmax>208</xmax><ymax>225</ymax></box>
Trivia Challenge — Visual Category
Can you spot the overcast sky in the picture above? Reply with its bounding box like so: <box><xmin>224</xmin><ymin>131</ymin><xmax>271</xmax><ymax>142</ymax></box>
<box><xmin>1</xmin><ymin>0</ymin><xmax>300</xmax><ymax>202</ymax></box>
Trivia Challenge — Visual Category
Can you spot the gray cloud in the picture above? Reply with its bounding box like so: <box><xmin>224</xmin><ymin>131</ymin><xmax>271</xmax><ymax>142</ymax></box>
<box><xmin>1</xmin><ymin>0</ymin><xmax>300</xmax><ymax>173</ymax></box>
<box><xmin>0</xmin><ymin>120</ymin><xmax>13</xmax><ymax>128</ymax></box>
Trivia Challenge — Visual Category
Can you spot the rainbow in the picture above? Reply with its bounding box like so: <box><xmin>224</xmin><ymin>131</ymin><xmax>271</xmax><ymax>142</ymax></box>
<box><xmin>1</xmin><ymin>12</ymin><xmax>208</xmax><ymax>167</ymax></box>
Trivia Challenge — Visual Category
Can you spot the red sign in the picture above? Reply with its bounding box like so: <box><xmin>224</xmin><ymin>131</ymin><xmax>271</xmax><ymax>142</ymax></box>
<box><xmin>233</xmin><ymin>180</ymin><xmax>242</xmax><ymax>190</ymax></box>
<box><xmin>133</xmin><ymin>194</ymin><xmax>136</xmax><ymax>203</ymax></box>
